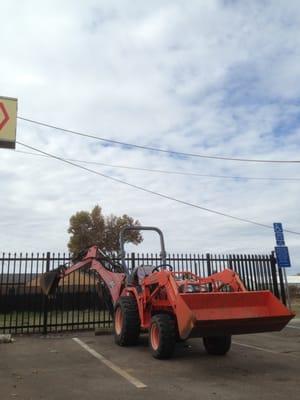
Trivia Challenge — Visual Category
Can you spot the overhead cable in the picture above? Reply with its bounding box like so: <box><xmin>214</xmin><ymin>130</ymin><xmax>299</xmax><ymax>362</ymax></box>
<box><xmin>16</xmin><ymin>141</ymin><xmax>300</xmax><ymax>236</ymax></box>
<box><xmin>18</xmin><ymin>116</ymin><xmax>300</xmax><ymax>164</ymax></box>
<box><xmin>16</xmin><ymin>150</ymin><xmax>300</xmax><ymax>182</ymax></box>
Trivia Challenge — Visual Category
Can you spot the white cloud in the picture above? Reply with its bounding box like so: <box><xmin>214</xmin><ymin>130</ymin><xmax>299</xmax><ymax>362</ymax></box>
<box><xmin>0</xmin><ymin>0</ymin><xmax>299</xmax><ymax>273</ymax></box>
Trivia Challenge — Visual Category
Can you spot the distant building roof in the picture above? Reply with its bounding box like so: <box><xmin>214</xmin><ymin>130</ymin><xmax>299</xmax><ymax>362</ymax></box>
<box><xmin>287</xmin><ymin>275</ymin><xmax>300</xmax><ymax>284</ymax></box>
<box><xmin>0</xmin><ymin>273</ymin><xmax>33</xmax><ymax>284</ymax></box>
<box><xmin>27</xmin><ymin>270</ymin><xmax>96</xmax><ymax>287</ymax></box>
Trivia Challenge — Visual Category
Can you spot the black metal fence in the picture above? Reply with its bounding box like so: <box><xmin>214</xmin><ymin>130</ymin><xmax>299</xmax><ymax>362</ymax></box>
<box><xmin>0</xmin><ymin>251</ymin><xmax>286</xmax><ymax>334</ymax></box>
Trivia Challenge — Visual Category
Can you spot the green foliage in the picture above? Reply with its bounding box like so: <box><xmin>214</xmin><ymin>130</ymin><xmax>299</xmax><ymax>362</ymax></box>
<box><xmin>68</xmin><ymin>205</ymin><xmax>142</xmax><ymax>254</ymax></box>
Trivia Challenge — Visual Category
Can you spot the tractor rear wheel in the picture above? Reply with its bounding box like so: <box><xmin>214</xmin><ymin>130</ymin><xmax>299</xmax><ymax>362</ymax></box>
<box><xmin>203</xmin><ymin>335</ymin><xmax>231</xmax><ymax>355</ymax></box>
<box><xmin>114</xmin><ymin>296</ymin><xmax>140</xmax><ymax>346</ymax></box>
<box><xmin>149</xmin><ymin>314</ymin><xmax>176</xmax><ymax>359</ymax></box>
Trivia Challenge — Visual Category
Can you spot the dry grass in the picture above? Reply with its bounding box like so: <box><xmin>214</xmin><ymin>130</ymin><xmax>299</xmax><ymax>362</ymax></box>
<box><xmin>291</xmin><ymin>297</ymin><xmax>300</xmax><ymax>316</ymax></box>
<box><xmin>0</xmin><ymin>310</ymin><xmax>111</xmax><ymax>333</ymax></box>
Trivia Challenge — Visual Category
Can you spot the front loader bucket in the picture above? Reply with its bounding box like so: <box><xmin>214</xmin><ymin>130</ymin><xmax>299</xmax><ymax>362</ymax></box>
<box><xmin>40</xmin><ymin>268</ymin><xmax>61</xmax><ymax>296</ymax></box>
<box><xmin>176</xmin><ymin>291</ymin><xmax>295</xmax><ymax>339</ymax></box>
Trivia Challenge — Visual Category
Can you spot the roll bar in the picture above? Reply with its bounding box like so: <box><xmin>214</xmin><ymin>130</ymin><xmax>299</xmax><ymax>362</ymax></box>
<box><xmin>119</xmin><ymin>226</ymin><xmax>167</xmax><ymax>276</ymax></box>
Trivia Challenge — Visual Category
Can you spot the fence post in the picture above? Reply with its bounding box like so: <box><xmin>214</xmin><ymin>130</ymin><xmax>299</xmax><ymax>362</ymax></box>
<box><xmin>206</xmin><ymin>253</ymin><xmax>212</xmax><ymax>276</ymax></box>
<box><xmin>131</xmin><ymin>252</ymin><xmax>135</xmax><ymax>272</ymax></box>
<box><xmin>42</xmin><ymin>252</ymin><xmax>51</xmax><ymax>335</ymax></box>
<box><xmin>270</xmin><ymin>252</ymin><xmax>280</xmax><ymax>300</ymax></box>
<box><xmin>206</xmin><ymin>253</ymin><xmax>212</xmax><ymax>292</ymax></box>
<box><xmin>277</xmin><ymin>263</ymin><xmax>287</xmax><ymax>305</ymax></box>
<box><xmin>228</xmin><ymin>255</ymin><xmax>233</xmax><ymax>271</ymax></box>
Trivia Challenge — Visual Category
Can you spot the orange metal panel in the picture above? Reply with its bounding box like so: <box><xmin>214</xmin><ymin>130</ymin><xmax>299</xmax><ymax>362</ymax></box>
<box><xmin>176</xmin><ymin>291</ymin><xmax>294</xmax><ymax>338</ymax></box>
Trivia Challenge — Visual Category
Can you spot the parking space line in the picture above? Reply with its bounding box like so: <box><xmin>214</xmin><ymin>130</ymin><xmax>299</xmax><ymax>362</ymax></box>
<box><xmin>72</xmin><ymin>337</ymin><xmax>147</xmax><ymax>389</ymax></box>
<box><xmin>287</xmin><ymin>325</ymin><xmax>300</xmax><ymax>330</ymax></box>
<box><xmin>233</xmin><ymin>341</ymin><xmax>299</xmax><ymax>358</ymax></box>
<box><xmin>233</xmin><ymin>341</ymin><xmax>279</xmax><ymax>354</ymax></box>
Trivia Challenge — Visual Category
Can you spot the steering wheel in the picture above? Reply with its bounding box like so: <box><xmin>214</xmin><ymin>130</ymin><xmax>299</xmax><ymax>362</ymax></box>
<box><xmin>152</xmin><ymin>264</ymin><xmax>173</xmax><ymax>273</ymax></box>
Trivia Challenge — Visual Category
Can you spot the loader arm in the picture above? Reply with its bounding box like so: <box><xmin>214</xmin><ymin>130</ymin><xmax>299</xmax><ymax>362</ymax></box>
<box><xmin>40</xmin><ymin>246</ymin><xmax>126</xmax><ymax>304</ymax></box>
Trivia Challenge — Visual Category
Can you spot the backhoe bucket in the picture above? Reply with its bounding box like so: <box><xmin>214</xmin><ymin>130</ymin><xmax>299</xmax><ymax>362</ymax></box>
<box><xmin>40</xmin><ymin>268</ymin><xmax>61</xmax><ymax>296</ymax></box>
<box><xmin>176</xmin><ymin>291</ymin><xmax>294</xmax><ymax>339</ymax></box>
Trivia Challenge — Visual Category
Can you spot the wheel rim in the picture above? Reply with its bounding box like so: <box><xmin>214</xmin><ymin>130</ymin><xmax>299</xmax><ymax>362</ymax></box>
<box><xmin>115</xmin><ymin>307</ymin><xmax>123</xmax><ymax>335</ymax></box>
<box><xmin>150</xmin><ymin>323</ymin><xmax>159</xmax><ymax>350</ymax></box>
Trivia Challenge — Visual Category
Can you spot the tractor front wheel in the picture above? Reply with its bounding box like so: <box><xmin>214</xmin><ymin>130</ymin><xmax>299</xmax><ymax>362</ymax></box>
<box><xmin>114</xmin><ymin>296</ymin><xmax>140</xmax><ymax>346</ymax></box>
<box><xmin>203</xmin><ymin>335</ymin><xmax>231</xmax><ymax>355</ymax></box>
<box><xmin>149</xmin><ymin>314</ymin><xmax>176</xmax><ymax>359</ymax></box>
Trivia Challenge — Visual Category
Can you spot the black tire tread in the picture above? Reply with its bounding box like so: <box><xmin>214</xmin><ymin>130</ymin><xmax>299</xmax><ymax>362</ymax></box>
<box><xmin>114</xmin><ymin>296</ymin><xmax>140</xmax><ymax>346</ymax></box>
<box><xmin>150</xmin><ymin>314</ymin><xmax>176</xmax><ymax>359</ymax></box>
<box><xmin>203</xmin><ymin>335</ymin><xmax>231</xmax><ymax>355</ymax></box>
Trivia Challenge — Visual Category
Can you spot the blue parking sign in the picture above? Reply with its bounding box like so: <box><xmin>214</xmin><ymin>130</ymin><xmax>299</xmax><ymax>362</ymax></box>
<box><xmin>275</xmin><ymin>246</ymin><xmax>291</xmax><ymax>268</ymax></box>
<box><xmin>273</xmin><ymin>223</ymin><xmax>285</xmax><ymax>246</ymax></box>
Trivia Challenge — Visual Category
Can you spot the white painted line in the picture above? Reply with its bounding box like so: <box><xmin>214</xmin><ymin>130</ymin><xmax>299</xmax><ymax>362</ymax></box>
<box><xmin>233</xmin><ymin>341</ymin><xmax>299</xmax><ymax>359</ymax></box>
<box><xmin>287</xmin><ymin>325</ymin><xmax>300</xmax><ymax>330</ymax></box>
<box><xmin>233</xmin><ymin>341</ymin><xmax>279</xmax><ymax>354</ymax></box>
<box><xmin>72</xmin><ymin>337</ymin><xmax>147</xmax><ymax>389</ymax></box>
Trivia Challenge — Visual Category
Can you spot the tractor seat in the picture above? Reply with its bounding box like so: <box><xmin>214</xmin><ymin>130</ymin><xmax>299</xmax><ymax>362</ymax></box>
<box><xmin>128</xmin><ymin>265</ymin><xmax>154</xmax><ymax>285</ymax></box>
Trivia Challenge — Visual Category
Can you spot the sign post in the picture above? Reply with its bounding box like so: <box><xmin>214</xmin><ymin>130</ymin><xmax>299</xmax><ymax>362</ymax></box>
<box><xmin>0</xmin><ymin>96</ymin><xmax>18</xmax><ymax>149</ymax></box>
<box><xmin>273</xmin><ymin>223</ymin><xmax>291</xmax><ymax>308</ymax></box>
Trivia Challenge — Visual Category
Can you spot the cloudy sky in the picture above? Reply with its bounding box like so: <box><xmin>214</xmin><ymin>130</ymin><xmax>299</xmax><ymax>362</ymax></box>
<box><xmin>0</xmin><ymin>0</ymin><xmax>300</xmax><ymax>273</ymax></box>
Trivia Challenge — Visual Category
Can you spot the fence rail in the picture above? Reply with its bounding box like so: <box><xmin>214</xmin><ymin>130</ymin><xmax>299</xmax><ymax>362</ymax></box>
<box><xmin>0</xmin><ymin>251</ymin><xmax>285</xmax><ymax>334</ymax></box>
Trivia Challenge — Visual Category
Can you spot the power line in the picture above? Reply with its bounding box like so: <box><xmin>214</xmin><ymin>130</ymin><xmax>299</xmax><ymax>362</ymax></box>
<box><xmin>15</xmin><ymin>149</ymin><xmax>300</xmax><ymax>182</ymax></box>
<box><xmin>16</xmin><ymin>140</ymin><xmax>300</xmax><ymax>236</ymax></box>
<box><xmin>18</xmin><ymin>116</ymin><xmax>300</xmax><ymax>164</ymax></box>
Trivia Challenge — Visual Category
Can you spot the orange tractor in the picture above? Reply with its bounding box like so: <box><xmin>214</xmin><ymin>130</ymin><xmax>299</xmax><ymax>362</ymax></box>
<box><xmin>41</xmin><ymin>226</ymin><xmax>294</xmax><ymax>359</ymax></box>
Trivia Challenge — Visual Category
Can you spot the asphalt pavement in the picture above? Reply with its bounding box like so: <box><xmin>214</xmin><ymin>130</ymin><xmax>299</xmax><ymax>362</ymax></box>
<box><xmin>1</xmin><ymin>320</ymin><xmax>299</xmax><ymax>400</ymax></box>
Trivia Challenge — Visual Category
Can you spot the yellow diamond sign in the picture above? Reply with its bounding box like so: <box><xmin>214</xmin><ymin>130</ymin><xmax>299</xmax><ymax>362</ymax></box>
<box><xmin>0</xmin><ymin>96</ymin><xmax>18</xmax><ymax>149</ymax></box>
